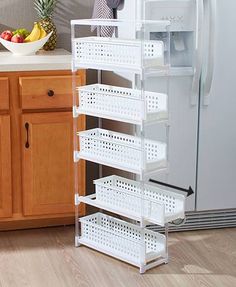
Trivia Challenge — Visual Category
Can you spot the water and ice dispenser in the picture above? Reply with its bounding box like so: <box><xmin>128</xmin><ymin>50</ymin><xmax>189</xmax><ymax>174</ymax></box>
<box><xmin>118</xmin><ymin>0</ymin><xmax>196</xmax><ymax>69</ymax></box>
<box><xmin>146</xmin><ymin>0</ymin><xmax>195</xmax><ymax>68</ymax></box>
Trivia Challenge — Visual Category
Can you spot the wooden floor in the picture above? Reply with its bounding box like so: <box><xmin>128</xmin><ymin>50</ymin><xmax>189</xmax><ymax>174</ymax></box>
<box><xmin>0</xmin><ymin>226</ymin><xmax>235</xmax><ymax>287</ymax></box>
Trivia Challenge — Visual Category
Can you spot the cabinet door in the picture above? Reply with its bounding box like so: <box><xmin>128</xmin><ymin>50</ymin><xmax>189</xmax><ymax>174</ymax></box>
<box><xmin>22</xmin><ymin>112</ymin><xmax>83</xmax><ymax>216</ymax></box>
<box><xmin>0</xmin><ymin>115</ymin><xmax>12</xmax><ymax>218</ymax></box>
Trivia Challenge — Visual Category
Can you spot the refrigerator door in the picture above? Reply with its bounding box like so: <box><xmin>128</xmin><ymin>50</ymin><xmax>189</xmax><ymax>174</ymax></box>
<box><xmin>116</xmin><ymin>0</ymin><xmax>200</xmax><ymax>211</ymax></box>
<box><xmin>143</xmin><ymin>0</ymin><xmax>199</xmax><ymax>211</ymax></box>
<box><xmin>145</xmin><ymin>75</ymin><xmax>198</xmax><ymax>211</ymax></box>
<box><xmin>197</xmin><ymin>0</ymin><xmax>236</xmax><ymax>210</ymax></box>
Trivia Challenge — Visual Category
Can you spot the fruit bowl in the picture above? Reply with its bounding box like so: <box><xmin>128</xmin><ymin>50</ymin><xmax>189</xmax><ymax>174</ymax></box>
<box><xmin>0</xmin><ymin>31</ymin><xmax>52</xmax><ymax>56</ymax></box>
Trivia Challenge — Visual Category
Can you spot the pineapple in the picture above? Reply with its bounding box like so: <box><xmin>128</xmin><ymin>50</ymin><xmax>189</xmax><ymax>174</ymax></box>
<box><xmin>34</xmin><ymin>0</ymin><xmax>57</xmax><ymax>51</ymax></box>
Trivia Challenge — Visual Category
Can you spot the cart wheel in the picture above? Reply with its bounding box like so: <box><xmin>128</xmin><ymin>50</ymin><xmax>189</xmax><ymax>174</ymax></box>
<box><xmin>75</xmin><ymin>236</ymin><xmax>81</xmax><ymax>247</ymax></box>
<box><xmin>139</xmin><ymin>266</ymin><xmax>146</xmax><ymax>274</ymax></box>
<box><xmin>170</xmin><ymin>217</ymin><xmax>186</xmax><ymax>226</ymax></box>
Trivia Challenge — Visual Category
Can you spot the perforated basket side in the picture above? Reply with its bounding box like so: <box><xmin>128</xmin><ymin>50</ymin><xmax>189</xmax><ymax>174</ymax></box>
<box><xmin>78</xmin><ymin>84</ymin><xmax>143</xmax><ymax>122</ymax></box>
<box><xmin>94</xmin><ymin>176</ymin><xmax>185</xmax><ymax>222</ymax></box>
<box><xmin>113</xmin><ymin>176</ymin><xmax>185</xmax><ymax>215</ymax></box>
<box><xmin>78</xmin><ymin>129</ymin><xmax>167</xmax><ymax>173</ymax></box>
<box><xmin>74</xmin><ymin>37</ymin><xmax>164</xmax><ymax>69</ymax></box>
<box><xmin>80</xmin><ymin>213</ymin><xmax>166</xmax><ymax>261</ymax></box>
<box><xmin>78</xmin><ymin>84</ymin><xmax>168</xmax><ymax>123</ymax></box>
<box><xmin>75</xmin><ymin>38</ymin><xmax>141</xmax><ymax>67</ymax></box>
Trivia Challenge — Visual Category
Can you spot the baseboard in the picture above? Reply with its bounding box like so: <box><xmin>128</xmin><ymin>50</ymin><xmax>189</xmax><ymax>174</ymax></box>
<box><xmin>148</xmin><ymin>209</ymin><xmax>236</xmax><ymax>232</ymax></box>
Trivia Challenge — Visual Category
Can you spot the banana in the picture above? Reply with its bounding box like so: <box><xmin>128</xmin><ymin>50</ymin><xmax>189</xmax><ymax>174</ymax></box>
<box><xmin>38</xmin><ymin>25</ymin><xmax>47</xmax><ymax>40</ymax></box>
<box><xmin>24</xmin><ymin>22</ymin><xmax>41</xmax><ymax>43</ymax></box>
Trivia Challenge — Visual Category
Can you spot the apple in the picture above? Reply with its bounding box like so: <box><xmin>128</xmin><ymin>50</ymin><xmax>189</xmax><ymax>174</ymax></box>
<box><xmin>11</xmin><ymin>34</ymin><xmax>24</xmax><ymax>43</ymax></box>
<box><xmin>1</xmin><ymin>30</ymin><xmax>13</xmax><ymax>41</ymax></box>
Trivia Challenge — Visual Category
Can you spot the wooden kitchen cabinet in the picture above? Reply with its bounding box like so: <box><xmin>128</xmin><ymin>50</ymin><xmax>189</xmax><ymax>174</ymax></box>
<box><xmin>0</xmin><ymin>69</ymin><xmax>86</xmax><ymax>230</ymax></box>
<box><xmin>22</xmin><ymin>112</ymin><xmax>75</xmax><ymax>216</ymax></box>
<box><xmin>0</xmin><ymin>115</ymin><xmax>12</xmax><ymax>218</ymax></box>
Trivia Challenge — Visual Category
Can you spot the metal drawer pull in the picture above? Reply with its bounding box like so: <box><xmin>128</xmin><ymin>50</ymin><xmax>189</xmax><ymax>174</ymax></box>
<box><xmin>25</xmin><ymin>122</ymin><xmax>30</xmax><ymax>149</ymax></box>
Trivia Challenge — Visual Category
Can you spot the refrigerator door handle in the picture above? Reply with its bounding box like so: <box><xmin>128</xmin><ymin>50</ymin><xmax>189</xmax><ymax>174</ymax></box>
<box><xmin>203</xmin><ymin>0</ymin><xmax>217</xmax><ymax>106</ymax></box>
<box><xmin>191</xmin><ymin>0</ymin><xmax>204</xmax><ymax>105</ymax></box>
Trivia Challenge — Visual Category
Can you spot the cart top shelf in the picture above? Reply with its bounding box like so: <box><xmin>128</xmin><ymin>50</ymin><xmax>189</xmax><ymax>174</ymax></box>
<box><xmin>71</xmin><ymin>18</ymin><xmax>170</xmax><ymax>29</ymax></box>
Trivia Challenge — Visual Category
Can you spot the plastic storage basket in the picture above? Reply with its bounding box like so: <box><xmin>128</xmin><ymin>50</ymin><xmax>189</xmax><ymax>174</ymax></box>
<box><xmin>79</xmin><ymin>212</ymin><xmax>166</xmax><ymax>267</ymax></box>
<box><xmin>78</xmin><ymin>84</ymin><xmax>168</xmax><ymax>125</ymax></box>
<box><xmin>77</xmin><ymin>128</ymin><xmax>167</xmax><ymax>174</ymax></box>
<box><xmin>73</xmin><ymin>37</ymin><xmax>165</xmax><ymax>72</ymax></box>
<box><xmin>94</xmin><ymin>175</ymin><xmax>185</xmax><ymax>226</ymax></box>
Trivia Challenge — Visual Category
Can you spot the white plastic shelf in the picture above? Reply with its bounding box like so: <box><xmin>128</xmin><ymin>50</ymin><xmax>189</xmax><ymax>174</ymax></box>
<box><xmin>72</xmin><ymin>15</ymin><xmax>173</xmax><ymax>274</ymax></box>
<box><xmin>79</xmin><ymin>175</ymin><xmax>185</xmax><ymax>226</ymax></box>
<box><xmin>79</xmin><ymin>212</ymin><xmax>166</xmax><ymax>268</ymax></box>
<box><xmin>77</xmin><ymin>84</ymin><xmax>168</xmax><ymax>125</ymax></box>
<box><xmin>73</xmin><ymin>37</ymin><xmax>166</xmax><ymax>72</ymax></box>
<box><xmin>77</xmin><ymin>128</ymin><xmax>167</xmax><ymax>174</ymax></box>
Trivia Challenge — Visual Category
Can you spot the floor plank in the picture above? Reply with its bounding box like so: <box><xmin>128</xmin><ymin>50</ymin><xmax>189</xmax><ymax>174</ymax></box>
<box><xmin>0</xmin><ymin>227</ymin><xmax>235</xmax><ymax>287</ymax></box>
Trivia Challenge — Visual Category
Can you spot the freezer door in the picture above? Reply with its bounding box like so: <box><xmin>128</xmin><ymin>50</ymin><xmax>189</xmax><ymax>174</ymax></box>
<box><xmin>197</xmin><ymin>0</ymin><xmax>236</xmax><ymax>210</ymax></box>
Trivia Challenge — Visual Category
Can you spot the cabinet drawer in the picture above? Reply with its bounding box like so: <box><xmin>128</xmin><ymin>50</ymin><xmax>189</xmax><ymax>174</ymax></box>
<box><xmin>20</xmin><ymin>75</ymin><xmax>81</xmax><ymax>110</ymax></box>
<box><xmin>0</xmin><ymin>78</ymin><xmax>9</xmax><ymax>110</ymax></box>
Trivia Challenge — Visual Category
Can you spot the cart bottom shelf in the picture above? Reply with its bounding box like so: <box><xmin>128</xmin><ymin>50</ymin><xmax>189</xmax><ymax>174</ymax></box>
<box><xmin>78</xmin><ymin>213</ymin><xmax>167</xmax><ymax>272</ymax></box>
<box><xmin>78</xmin><ymin>238</ymin><xmax>168</xmax><ymax>271</ymax></box>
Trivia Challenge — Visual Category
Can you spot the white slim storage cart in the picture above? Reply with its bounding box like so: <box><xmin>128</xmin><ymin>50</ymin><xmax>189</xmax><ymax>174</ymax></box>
<box><xmin>71</xmin><ymin>13</ymin><xmax>186</xmax><ymax>273</ymax></box>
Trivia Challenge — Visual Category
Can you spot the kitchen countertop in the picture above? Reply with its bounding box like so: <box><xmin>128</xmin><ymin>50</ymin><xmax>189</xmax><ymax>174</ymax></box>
<box><xmin>0</xmin><ymin>48</ymin><xmax>72</xmax><ymax>72</ymax></box>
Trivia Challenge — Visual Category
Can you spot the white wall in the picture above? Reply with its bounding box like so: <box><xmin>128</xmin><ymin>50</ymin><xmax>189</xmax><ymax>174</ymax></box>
<box><xmin>0</xmin><ymin>0</ymin><xmax>94</xmax><ymax>51</ymax></box>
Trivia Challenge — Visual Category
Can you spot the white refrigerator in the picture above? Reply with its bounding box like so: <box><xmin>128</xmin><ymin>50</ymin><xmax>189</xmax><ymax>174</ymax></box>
<box><xmin>114</xmin><ymin>0</ymin><xmax>236</xmax><ymax>229</ymax></box>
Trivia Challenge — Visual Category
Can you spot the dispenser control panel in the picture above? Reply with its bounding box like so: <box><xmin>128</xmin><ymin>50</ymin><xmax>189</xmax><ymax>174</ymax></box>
<box><xmin>146</xmin><ymin>0</ymin><xmax>195</xmax><ymax>32</ymax></box>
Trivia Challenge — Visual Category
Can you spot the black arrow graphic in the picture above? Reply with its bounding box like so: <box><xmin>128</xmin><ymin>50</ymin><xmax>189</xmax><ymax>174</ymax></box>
<box><xmin>149</xmin><ymin>179</ymin><xmax>194</xmax><ymax>197</ymax></box>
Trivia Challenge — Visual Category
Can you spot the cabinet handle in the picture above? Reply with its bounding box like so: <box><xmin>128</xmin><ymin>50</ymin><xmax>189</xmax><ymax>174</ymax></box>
<box><xmin>25</xmin><ymin>122</ymin><xmax>30</xmax><ymax>149</ymax></box>
<box><xmin>47</xmin><ymin>89</ymin><xmax>55</xmax><ymax>97</ymax></box>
